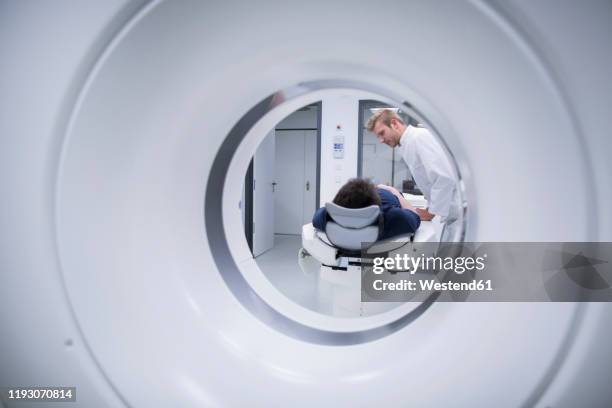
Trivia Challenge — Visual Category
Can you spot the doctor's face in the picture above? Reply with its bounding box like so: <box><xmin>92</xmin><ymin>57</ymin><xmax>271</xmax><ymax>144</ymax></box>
<box><xmin>372</xmin><ymin>120</ymin><xmax>402</xmax><ymax>148</ymax></box>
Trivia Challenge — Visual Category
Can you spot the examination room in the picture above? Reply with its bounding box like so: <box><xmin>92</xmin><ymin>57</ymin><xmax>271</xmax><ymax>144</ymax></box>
<box><xmin>2</xmin><ymin>1</ymin><xmax>612</xmax><ymax>407</ymax></box>
<box><xmin>242</xmin><ymin>95</ymin><xmax>461</xmax><ymax>317</ymax></box>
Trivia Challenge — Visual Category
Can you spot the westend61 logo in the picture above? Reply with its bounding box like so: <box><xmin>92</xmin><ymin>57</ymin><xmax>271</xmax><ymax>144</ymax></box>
<box><xmin>371</xmin><ymin>253</ymin><xmax>487</xmax><ymax>275</ymax></box>
<box><xmin>361</xmin><ymin>242</ymin><xmax>612</xmax><ymax>302</ymax></box>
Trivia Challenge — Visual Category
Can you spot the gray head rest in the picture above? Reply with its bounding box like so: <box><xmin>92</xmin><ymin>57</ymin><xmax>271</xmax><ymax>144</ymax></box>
<box><xmin>324</xmin><ymin>203</ymin><xmax>381</xmax><ymax>251</ymax></box>
<box><xmin>325</xmin><ymin>202</ymin><xmax>380</xmax><ymax>228</ymax></box>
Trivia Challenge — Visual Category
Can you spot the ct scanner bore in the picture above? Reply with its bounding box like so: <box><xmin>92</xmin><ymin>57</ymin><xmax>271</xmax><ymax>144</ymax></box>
<box><xmin>211</xmin><ymin>83</ymin><xmax>465</xmax><ymax>340</ymax></box>
<box><xmin>1</xmin><ymin>1</ymin><xmax>611</xmax><ymax>407</ymax></box>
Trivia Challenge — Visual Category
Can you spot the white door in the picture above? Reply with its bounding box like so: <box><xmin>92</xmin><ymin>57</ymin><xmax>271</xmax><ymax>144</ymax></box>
<box><xmin>275</xmin><ymin>130</ymin><xmax>305</xmax><ymax>235</ymax></box>
<box><xmin>253</xmin><ymin>131</ymin><xmax>275</xmax><ymax>257</ymax></box>
<box><xmin>275</xmin><ymin>130</ymin><xmax>319</xmax><ymax>234</ymax></box>
<box><xmin>302</xmin><ymin>130</ymin><xmax>318</xmax><ymax>224</ymax></box>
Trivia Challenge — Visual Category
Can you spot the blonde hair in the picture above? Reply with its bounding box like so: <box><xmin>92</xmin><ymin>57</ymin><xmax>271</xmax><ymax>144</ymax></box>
<box><xmin>365</xmin><ymin>109</ymin><xmax>405</xmax><ymax>132</ymax></box>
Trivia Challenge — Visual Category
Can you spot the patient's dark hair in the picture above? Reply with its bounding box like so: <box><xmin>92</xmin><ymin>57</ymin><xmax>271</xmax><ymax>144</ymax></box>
<box><xmin>333</xmin><ymin>178</ymin><xmax>381</xmax><ymax>209</ymax></box>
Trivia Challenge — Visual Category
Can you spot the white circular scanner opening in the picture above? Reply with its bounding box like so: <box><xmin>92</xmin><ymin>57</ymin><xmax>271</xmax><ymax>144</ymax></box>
<box><xmin>41</xmin><ymin>0</ymin><xmax>611</xmax><ymax>406</ymax></box>
<box><xmin>212</xmin><ymin>83</ymin><xmax>467</xmax><ymax>337</ymax></box>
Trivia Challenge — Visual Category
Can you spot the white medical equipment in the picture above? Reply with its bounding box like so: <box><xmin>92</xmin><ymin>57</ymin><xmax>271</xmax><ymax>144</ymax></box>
<box><xmin>299</xmin><ymin>202</ymin><xmax>439</xmax><ymax>316</ymax></box>
<box><xmin>2</xmin><ymin>1</ymin><xmax>612</xmax><ymax>406</ymax></box>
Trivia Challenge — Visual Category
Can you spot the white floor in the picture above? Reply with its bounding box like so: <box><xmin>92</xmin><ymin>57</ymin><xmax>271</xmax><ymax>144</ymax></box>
<box><xmin>254</xmin><ymin>234</ymin><xmax>322</xmax><ymax>312</ymax></box>
<box><xmin>254</xmin><ymin>234</ymin><xmax>402</xmax><ymax>317</ymax></box>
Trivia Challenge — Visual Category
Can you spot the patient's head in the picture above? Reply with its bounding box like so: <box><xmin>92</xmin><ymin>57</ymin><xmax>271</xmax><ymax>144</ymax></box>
<box><xmin>333</xmin><ymin>178</ymin><xmax>381</xmax><ymax>209</ymax></box>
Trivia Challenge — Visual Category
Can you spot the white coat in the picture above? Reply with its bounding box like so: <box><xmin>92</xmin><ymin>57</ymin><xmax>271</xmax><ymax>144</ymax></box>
<box><xmin>398</xmin><ymin>125</ymin><xmax>457</xmax><ymax>219</ymax></box>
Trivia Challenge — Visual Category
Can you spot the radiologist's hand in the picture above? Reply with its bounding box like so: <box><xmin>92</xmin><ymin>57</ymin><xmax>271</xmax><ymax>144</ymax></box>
<box><xmin>415</xmin><ymin>207</ymin><xmax>435</xmax><ymax>221</ymax></box>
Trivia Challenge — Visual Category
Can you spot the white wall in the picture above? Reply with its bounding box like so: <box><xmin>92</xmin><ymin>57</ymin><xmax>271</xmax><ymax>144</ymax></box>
<box><xmin>319</xmin><ymin>90</ymin><xmax>382</xmax><ymax>205</ymax></box>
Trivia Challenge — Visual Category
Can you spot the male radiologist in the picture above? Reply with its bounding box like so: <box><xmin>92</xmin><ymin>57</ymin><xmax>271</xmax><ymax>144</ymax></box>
<box><xmin>366</xmin><ymin>109</ymin><xmax>459</xmax><ymax>238</ymax></box>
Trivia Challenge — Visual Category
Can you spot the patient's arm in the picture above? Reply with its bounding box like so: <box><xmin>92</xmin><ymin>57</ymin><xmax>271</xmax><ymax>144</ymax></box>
<box><xmin>384</xmin><ymin>208</ymin><xmax>421</xmax><ymax>238</ymax></box>
<box><xmin>396</xmin><ymin>193</ymin><xmax>417</xmax><ymax>213</ymax></box>
<box><xmin>377</xmin><ymin>184</ymin><xmax>417</xmax><ymax>213</ymax></box>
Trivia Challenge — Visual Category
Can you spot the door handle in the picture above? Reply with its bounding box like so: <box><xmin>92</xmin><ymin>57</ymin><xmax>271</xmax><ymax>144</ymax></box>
<box><xmin>272</xmin><ymin>182</ymin><xmax>277</xmax><ymax>192</ymax></box>
<box><xmin>306</xmin><ymin>181</ymin><xmax>310</xmax><ymax>191</ymax></box>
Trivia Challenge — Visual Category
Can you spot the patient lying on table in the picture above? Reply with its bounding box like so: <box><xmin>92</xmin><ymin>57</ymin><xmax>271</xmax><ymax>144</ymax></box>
<box><xmin>312</xmin><ymin>178</ymin><xmax>421</xmax><ymax>240</ymax></box>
